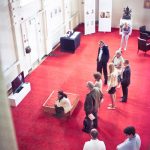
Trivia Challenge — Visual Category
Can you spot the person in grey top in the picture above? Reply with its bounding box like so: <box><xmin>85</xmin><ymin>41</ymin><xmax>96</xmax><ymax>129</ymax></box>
<box><xmin>116</xmin><ymin>126</ymin><xmax>141</xmax><ymax>150</ymax></box>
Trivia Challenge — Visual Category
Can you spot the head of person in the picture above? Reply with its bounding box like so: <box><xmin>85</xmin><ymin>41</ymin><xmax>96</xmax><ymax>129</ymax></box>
<box><xmin>90</xmin><ymin>128</ymin><xmax>98</xmax><ymax>140</ymax></box>
<box><xmin>93</xmin><ymin>72</ymin><xmax>102</xmax><ymax>81</ymax></box>
<box><xmin>108</xmin><ymin>63</ymin><xmax>115</xmax><ymax>74</ymax></box>
<box><xmin>99</xmin><ymin>40</ymin><xmax>105</xmax><ymax>48</ymax></box>
<box><xmin>123</xmin><ymin>126</ymin><xmax>136</xmax><ymax>138</ymax></box>
<box><xmin>124</xmin><ymin>22</ymin><xmax>129</xmax><ymax>28</ymax></box>
<box><xmin>123</xmin><ymin>59</ymin><xmax>129</xmax><ymax>67</ymax></box>
<box><xmin>115</xmin><ymin>50</ymin><xmax>122</xmax><ymax>58</ymax></box>
<box><xmin>86</xmin><ymin>81</ymin><xmax>94</xmax><ymax>91</ymax></box>
<box><xmin>58</xmin><ymin>90</ymin><xmax>67</xmax><ymax>100</ymax></box>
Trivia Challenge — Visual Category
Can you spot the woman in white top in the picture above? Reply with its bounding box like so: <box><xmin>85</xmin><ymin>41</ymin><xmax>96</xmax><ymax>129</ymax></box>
<box><xmin>55</xmin><ymin>91</ymin><xmax>72</xmax><ymax>116</ymax></box>
<box><xmin>107</xmin><ymin>63</ymin><xmax>118</xmax><ymax>109</ymax></box>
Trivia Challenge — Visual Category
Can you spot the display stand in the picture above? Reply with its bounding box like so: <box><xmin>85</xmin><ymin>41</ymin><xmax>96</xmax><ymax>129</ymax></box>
<box><xmin>119</xmin><ymin>18</ymin><xmax>132</xmax><ymax>35</ymax></box>
<box><xmin>8</xmin><ymin>82</ymin><xmax>31</xmax><ymax>107</ymax></box>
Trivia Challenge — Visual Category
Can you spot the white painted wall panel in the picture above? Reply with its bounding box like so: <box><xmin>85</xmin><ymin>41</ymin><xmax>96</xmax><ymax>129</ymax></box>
<box><xmin>0</xmin><ymin>3</ymin><xmax>17</xmax><ymax>72</ymax></box>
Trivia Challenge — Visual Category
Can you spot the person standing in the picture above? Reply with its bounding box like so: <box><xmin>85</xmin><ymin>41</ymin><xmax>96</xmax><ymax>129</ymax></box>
<box><xmin>116</xmin><ymin>126</ymin><xmax>141</xmax><ymax>150</ymax></box>
<box><xmin>83</xmin><ymin>128</ymin><xmax>106</xmax><ymax>150</ymax></box>
<box><xmin>120</xmin><ymin>22</ymin><xmax>131</xmax><ymax>51</ymax></box>
<box><xmin>82</xmin><ymin>81</ymin><xmax>102</xmax><ymax>133</ymax></box>
<box><xmin>107</xmin><ymin>63</ymin><xmax>118</xmax><ymax>109</ymax></box>
<box><xmin>93</xmin><ymin>72</ymin><xmax>103</xmax><ymax>92</ymax></box>
<box><xmin>112</xmin><ymin>50</ymin><xmax>124</xmax><ymax>70</ymax></box>
<box><xmin>120</xmin><ymin>59</ymin><xmax>131</xmax><ymax>102</ymax></box>
<box><xmin>97</xmin><ymin>41</ymin><xmax>110</xmax><ymax>85</ymax></box>
<box><xmin>112</xmin><ymin>50</ymin><xmax>124</xmax><ymax>88</ymax></box>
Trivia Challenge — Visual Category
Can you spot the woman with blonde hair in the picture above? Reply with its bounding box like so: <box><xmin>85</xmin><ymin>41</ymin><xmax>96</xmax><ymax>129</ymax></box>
<box><xmin>107</xmin><ymin>63</ymin><xmax>118</xmax><ymax>109</ymax></box>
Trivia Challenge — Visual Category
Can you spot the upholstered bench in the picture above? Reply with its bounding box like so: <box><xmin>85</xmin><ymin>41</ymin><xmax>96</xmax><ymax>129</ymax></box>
<box><xmin>43</xmin><ymin>90</ymin><xmax>79</xmax><ymax>117</ymax></box>
<box><xmin>60</xmin><ymin>31</ymin><xmax>81</xmax><ymax>53</ymax></box>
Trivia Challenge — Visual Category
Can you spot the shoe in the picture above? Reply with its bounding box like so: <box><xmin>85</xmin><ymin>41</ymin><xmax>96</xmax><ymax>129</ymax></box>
<box><xmin>107</xmin><ymin>106</ymin><xmax>116</xmax><ymax>110</ymax></box>
<box><xmin>108</xmin><ymin>104</ymin><xmax>112</xmax><ymax>106</ymax></box>
<box><xmin>53</xmin><ymin>114</ymin><xmax>63</xmax><ymax>118</ymax></box>
<box><xmin>104</xmin><ymin>81</ymin><xmax>107</xmax><ymax>85</ymax></box>
<box><xmin>117</xmin><ymin>84</ymin><xmax>121</xmax><ymax>88</ymax></box>
<box><xmin>121</xmin><ymin>101</ymin><xmax>127</xmax><ymax>103</ymax></box>
<box><xmin>120</xmin><ymin>99</ymin><xmax>127</xmax><ymax>103</ymax></box>
<box><xmin>93</xmin><ymin>125</ymin><xmax>97</xmax><ymax>128</ymax></box>
<box><xmin>82</xmin><ymin>128</ymin><xmax>90</xmax><ymax>133</ymax></box>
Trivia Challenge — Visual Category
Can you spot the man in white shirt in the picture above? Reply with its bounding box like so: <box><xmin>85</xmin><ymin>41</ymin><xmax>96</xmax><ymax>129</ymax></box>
<box><xmin>83</xmin><ymin>128</ymin><xmax>106</xmax><ymax>150</ymax></box>
<box><xmin>116</xmin><ymin>126</ymin><xmax>141</xmax><ymax>150</ymax></box>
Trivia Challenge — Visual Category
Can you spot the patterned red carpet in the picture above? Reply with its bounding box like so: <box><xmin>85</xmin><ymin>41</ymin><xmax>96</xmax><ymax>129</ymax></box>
<box><xmin>12</xmin><ymin>25</ymin><xmax>150</xmax><ymax>150</ymax></box>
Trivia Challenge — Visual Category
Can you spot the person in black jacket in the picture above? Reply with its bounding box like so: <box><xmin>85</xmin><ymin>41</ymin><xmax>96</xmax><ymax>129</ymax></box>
<box><xmin>82</xmin><ymin>81</ymin><xmax>102</xmax><ymax>133</ymax></box>
<box><xmin>97</xmin><ymin>41</ymin><xmax>110</xmax><ymax>85</ymax></box>
<box><xmin>120</xmin><ymin>59</ymin><xmax>131</xmax><ymax>102</ymax></box>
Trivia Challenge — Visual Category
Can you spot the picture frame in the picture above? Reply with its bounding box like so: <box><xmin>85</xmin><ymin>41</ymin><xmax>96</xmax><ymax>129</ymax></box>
<box><xmin>144</xmin><ymin>0</ymin><xmax>150</xmax><ymax>9</ymax></box>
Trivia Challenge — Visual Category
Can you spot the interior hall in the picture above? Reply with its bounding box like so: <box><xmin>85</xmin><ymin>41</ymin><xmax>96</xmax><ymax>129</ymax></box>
<box><xmin>0</xmin><ymin>0</ymin><xmax>150</xmax><ymax>150</ymax></box>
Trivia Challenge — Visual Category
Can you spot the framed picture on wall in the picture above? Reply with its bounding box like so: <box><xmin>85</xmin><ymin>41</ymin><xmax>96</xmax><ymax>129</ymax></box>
<box><xmin>144</xmin><ymin>0</ymin><xmax>150</xmax><ymax>9</ymax></box>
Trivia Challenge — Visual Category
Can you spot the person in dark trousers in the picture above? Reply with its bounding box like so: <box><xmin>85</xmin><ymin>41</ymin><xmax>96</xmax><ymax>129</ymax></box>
<box><xmin>120</xmin><ymin>59</ymin><xmax>131</xmax><ymax>102</ymax></box>
<box><xmin>97</xmin><ymin>41</ymin><xmax>110</xmax><ymax>85</ymax></box>
<box><xmin>82</xmin><ymin>81</ymin><xmax>102</xmax><ymax>133</ymax></box>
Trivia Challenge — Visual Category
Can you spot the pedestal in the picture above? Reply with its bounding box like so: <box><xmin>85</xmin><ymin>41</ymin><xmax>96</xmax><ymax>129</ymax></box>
<box><xmin>8</xmin><ymin>82</ymin><xmax>31</xmax><ymax>107</ymax></box>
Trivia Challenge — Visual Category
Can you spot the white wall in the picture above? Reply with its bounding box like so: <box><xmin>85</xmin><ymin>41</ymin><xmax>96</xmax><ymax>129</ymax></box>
<box><xmin>0</xmin><ymin>1</ymin><xmax>21</xmax><ymax>89</ymax></box>
<box><xmin>0</xmin><ymin>0</ymin><xmax>80</xmax><ymax>90</ymax></box>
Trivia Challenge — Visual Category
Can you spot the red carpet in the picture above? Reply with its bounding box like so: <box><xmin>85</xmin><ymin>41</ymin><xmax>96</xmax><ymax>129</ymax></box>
<box><xmin>11</xmin><ymin>25</ymin><xmax>150</xmax><ymax>150</ymax></box>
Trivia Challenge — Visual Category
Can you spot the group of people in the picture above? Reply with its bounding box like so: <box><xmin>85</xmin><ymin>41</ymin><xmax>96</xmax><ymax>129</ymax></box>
<box><xmin>53</xmin><ymin>22</ymin><xmax>140</xmax><ymax>150</ymax></box>
<box><xmin>96</xmin><ymin>40</ymin><xmax>131</xmax><ymax>110</ymax></box>
<box><xmin>82</xmin><ymin>37</ymin><xmax>135</xmax><ymax>149</ymax></box>
<box><xmin>82</xmin><ymin>40</ymin><xmax>131</xmax><ymax>127</ymax></box>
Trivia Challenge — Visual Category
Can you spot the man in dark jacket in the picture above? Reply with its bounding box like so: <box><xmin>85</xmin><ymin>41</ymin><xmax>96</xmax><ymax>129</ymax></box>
<box><xmin>82</xmin><ymin>81</ymin><xmax>102</xmax><ymax>133</ymax></box>
<box><xmin>120</xmin><ymin>59</ymin><xmax>131</xmax><ymax>102</ymax></box>
<box><xmin>97</xmin><ymin>41</ymin><xmax>110</xmax><ymax>85</ymax></box>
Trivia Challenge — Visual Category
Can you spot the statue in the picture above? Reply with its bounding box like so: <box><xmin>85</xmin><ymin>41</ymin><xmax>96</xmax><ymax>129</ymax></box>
<box><xmin>122</xmin><ymin>6</ymin><xmax>132</xmax><ymax>20</ymax></box>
